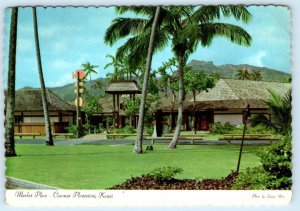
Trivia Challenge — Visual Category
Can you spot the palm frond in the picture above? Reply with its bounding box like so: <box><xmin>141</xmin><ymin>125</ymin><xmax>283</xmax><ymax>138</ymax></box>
<box><xmin>116</xmin><ymin>6</ymin><xmax>156</xmax><ymax>16</ymax></box>
<box><xmin>104</xmin><ymin>17</ymin><xmax>148</xmax><ymax>45</ymax></box>
<box><xmin>193</xmin><ymin>23</ymin><xmax>252</xmax><ymax>47</ymax></box>
<box><xmin>193</xmin><ymin>6</ymin><xmax>252</xmax><ymax>23</ymax></box>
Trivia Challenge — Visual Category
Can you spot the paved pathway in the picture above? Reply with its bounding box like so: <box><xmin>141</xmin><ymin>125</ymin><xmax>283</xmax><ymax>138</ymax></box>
<box><xmin>15</xmin><ymin>138</ymin><xmax>274</xmax><ymax>146</ymax></box>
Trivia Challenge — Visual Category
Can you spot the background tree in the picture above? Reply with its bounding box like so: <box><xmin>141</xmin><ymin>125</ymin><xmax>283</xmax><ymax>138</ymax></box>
<box><xmin>33</xmin><ymin>7</ymin><xmax>54</xmax><ymax>146</ymax></box>
<box><xmin>157</xmin><ymin>58</ymin><xmax>179</xmax><ymax>132</ymax></box>
<box><xmin>250</xmin><ymin>69</ymin><xmax>262</xmax><ymax>81</ymax></box>
<box><xmin>164</xmin><ymin>6</ymin><xmax>252</xmax><ymax>149</ymax></box>
<box><xmin>82</xmin><ymin>62</ymin><xmax>99</xmax><ymax>81</ymax></box>
<box><xmin>236</xmin><ymin>68</ymin><xmax>251</xmax><ymax>80</ymax></box>
<box><xmin>5</xmin><ymin>7</ymin><xmax>18</xmax><ymax>157</ymax></box>
<box><xmin>184</xmin><ymin>70</ymin><xmax>218</xmax><ymax>133</ymax></box>
<box><xmin>82</xmin><ymin>95</ymin><xmax>103</xmax><ymax>133</ymax></box>
<box><xmin>82</xmin><ymin>80</ymin><xmax>103</xmax><ymax>133</ymax></box>
<box><xmin>105</xmin><ymin>6</ymin><xmax>251</xmax><ymax>150</ymax></box>
<box><xmin>104</xmin><ymin>54</ymin><xmax>122</xmax><ymax>80</ymax></box>
<box><xmin>250</xmin><ymin>89</ymin><xmax>292</xmax><ymax>136</ymax></box>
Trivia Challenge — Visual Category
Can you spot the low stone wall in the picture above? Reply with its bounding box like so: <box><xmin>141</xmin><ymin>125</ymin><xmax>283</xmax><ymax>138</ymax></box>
<box><xmin>6</xmin><ymin>177</ymin><xmax>58</xmax><ymax>190</ymax></box>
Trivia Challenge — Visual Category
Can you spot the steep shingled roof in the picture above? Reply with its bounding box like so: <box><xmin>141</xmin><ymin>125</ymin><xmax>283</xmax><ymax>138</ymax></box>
<box><xmin>191</xmin><ymin>79</ymin><xmax>291</xmax><ymax>110</ymax></box>
<box><xmin>105</xmin><ymin>80</ymin><xmax>142</xmax><ymax>94</ymax></box>
<box><xmin>12</xmin><ymin>89</ymin><xmax>76</xmax><ymax>112</ymax></box>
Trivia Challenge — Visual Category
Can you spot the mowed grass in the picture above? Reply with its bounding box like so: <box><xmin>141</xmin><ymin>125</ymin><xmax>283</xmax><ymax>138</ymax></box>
<box><xmin>6</xmin><ymin>144</ymin><xmax>262</xmax><ymax>189</ymax></box>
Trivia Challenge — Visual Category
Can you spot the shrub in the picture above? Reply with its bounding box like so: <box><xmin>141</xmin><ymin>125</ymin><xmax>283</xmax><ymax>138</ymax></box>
<box><xmin>233</xmin><ymin>136</ymin><xmax>292</xmax><ymax>190</ymax></box>
<box><xmin>210</xmin><ymin>122</ymin><xmax>237</xmax><ymax>134</ymax></box>
<box><xmin>247</xmin><ymin>124</ymin><xmax>275</xmax><ymax>135</ymax></box>
<box><xmin>145</xmin><ymin>126</ymin><xmax>154</xmax><ymax>135</ymax></box>
<box><xmin>66</xmin><ymin>124</ymin><xmax>77</xmax><ymax>135</ymax></box>
<box><xmin>148</xmin><ymin>166</ymin><xmax>183</xmax><ymax>181</ymax></box>
<box><xmin>98</xmin><ymin>123</ymin><xmax>106</xmax><ymax>133</ymax></box>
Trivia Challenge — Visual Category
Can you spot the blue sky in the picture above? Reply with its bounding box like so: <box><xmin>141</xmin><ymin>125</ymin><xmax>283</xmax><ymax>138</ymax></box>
<box><xmin>4</xmin><ymin>6</ymin><xmax>291</xmax><ymax>89</ymax></box>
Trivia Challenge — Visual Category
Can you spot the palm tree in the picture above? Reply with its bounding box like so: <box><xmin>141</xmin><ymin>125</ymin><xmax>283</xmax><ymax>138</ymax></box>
<box><xmin>165</xmin><ymin>6</ymin><xmax>252</xmax><ymax>148</ymax></box>
<box><xmin>105</xmin><ymin>6</ymin><xmax>252</xmax><ymax>150</ymax></box>
<box><xmin>250</xmin><ymin>69</ymin><xmax>262</xmax><ymax>81</ymax></box>
<box><xmin>104</xmin><ymin>54</ymin><xmax>123</xmax><ymax>80</ymax></box>
<box><xmin>236</xmin><ymin>68</ymin><xmax>251</xmax><ymax>80</ymax></box>
<box><xmin>82</xmin><ymin>62</ymin><xmax>98</xmax><ymax>81</ymax></box>
<box><xmin>251</xmin><ymin>89</ymin><xmax>291</xmax><ymax>135</ymax></box>
<box><xmin>32</xmin><ymin>7</ymin><xmax>54</xmax><ymax>146</ymax></box>
<box><xmin>5</xmin><ymin>7</ymin><xmax>18</xmax><ymax>157</ymax></box>
<box><xmin>134</xmin><ymin>7</ymin><xmax>161</xmax><ymax>154</ymax></box>
<box><xmin>105</xmin><ymin>7</ymin><xmax>162</xmax><ymax>153</ymax></box>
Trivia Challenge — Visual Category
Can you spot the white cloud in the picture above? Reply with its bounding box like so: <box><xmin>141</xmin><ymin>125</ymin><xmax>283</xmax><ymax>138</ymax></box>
<box><xmin>39</xmin><ymin>27</ymin><xmax>56</xmax><ymax>38</ymax></box>
<box><xmin>53</xmin><ymin>41</ymin><xmax>68</xmax><ymax>52</ymax></box>
<box><xmin>244</xmin><ymin>51</ymin><xmax>267</xmax><ymax>67</ymax></box>
<box><xmin>17</xmin><ymin>38</ymin><xmax>34</xmax><ymax>51</ymax></box>
<box><xmin>47</xmin><ymin>72</ymin><xmax>74</xmax><ymax>87</ymax></box>
<box><xmin>51</xmin><ymin>59</ymin><xmax>71</xmax><ymax>70</ymax></box>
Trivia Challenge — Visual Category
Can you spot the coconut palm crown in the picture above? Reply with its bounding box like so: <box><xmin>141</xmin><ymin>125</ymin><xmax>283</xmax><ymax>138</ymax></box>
<box><xmin>105</xmin><ymin>6</ymin><xmax>252</xmax><ymax>149</ymax></box>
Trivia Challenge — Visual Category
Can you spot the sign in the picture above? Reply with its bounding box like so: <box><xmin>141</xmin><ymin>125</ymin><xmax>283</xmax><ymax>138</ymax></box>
<box><xmin>74</xmin><ymin>82</ymin><xmax>84</xmax><ymax>87</ymax></box>
<box><xmin>72</xmin><ymin>69</ymin><xmax>86</xmax><ymax>80</ymax></box>
<box><xmin>74</xmin><ymin>88</ymin><xmax>84</xmax><ymax>94</ymax></box>
<box><xmin>75</xmin><ymin>97</ymin><xmax>83</xmax><ymax>107</ymax></box>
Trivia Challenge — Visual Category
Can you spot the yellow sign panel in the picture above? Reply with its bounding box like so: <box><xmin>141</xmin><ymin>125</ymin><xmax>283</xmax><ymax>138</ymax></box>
<box><xmin>74</xmin><ymin>88</ymin><xmax>84</xmax><ymax>93</ymax></box>
<box><xmin>74</xmin><ymin>97</ymin><xmax>83</xmax><ymax>107</ymax></box>
<box><xmin>74</xmin><ymin>82</ymin><xmax>84</xmax><ymax>87</ymax></box>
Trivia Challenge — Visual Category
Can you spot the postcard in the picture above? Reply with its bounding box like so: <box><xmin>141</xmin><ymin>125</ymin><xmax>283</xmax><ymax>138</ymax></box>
<box><xmin>2</xmin><ymin>2</ymin><xmax>294</xmax><ymax>207</ymax></box>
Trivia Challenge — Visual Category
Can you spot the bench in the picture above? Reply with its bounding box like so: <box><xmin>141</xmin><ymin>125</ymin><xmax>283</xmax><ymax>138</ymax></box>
<box><xmin>144</xmin><ymin>136</ymin><xmax>203</xmax><ymax>144</ymax></box>
<box><xmin>14</xmin><ymin>133</ymin><xmax>41</xmax><ymax>139</ymax></box>
<box><xmin>106</xmin><ymin>134</ymin><xmax>149</xmax><ymax>140</ymax></box>
<box><xmin>52</xmin><ymin>133</ymin><xmax>73</xmax><ymax>139</ymax></box>
<box><xmin>219</xmin><ymin>134</ymin><xmax>279</xmax><ymax>144</ymax></box>
<box><xmin>163</xmin><ymin>133</ymin><xmax>209</xmax><ymax>137</ymax></box>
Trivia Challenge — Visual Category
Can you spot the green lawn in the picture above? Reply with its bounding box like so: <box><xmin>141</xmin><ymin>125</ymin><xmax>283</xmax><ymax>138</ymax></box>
<box><xmin>6</xmin><ymin>144</ymin><xmax>262</xmax><ymax>189</ymax></box>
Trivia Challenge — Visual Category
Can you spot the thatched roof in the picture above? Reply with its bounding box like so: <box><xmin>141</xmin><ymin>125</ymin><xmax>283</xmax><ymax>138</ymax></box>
<box><xmin>12</xmin><ymin>89</ymin><xmax>76</xmax><ymax>112</ymax></box>
<box><xmin>191</xmin><ymin>79</ymin><xmax>291</xmax><ymax>110</ymax></box>
<box><xmin>94</xmin><ymin>79</ymin><xmax>291</xmax><ymax>114</ymax></box>
<box><xmin>105</xmin><ymin>80</ymin><xmax>142</xmax><ymax>94</ymax></box>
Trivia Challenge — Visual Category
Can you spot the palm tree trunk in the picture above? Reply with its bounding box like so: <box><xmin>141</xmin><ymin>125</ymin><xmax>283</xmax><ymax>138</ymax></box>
<box><xmin>134</xmin><ymin>6</ymin><xmax>161</xmax><ymax>154</ymax></box>
<box><xmin>169</xmin><ymin>54</ymin><xmax>185</xmax><ymax>149</ymax></box>
<box><xmin>169</xmin><ymin>92</ymin><xmax>176</xmax><ymax>133</ymax></box>
<box><xmin>33</xmin><ymin>7</ymin><xmax>54</xmax><ymax>146</ymax></box>
<box><xmin>5</xmin><ymin>7</ymin><xmax>18</xmax><ymax>157</ymax></box>
<box><xmin>193</xmin><ymin>90</ymin><xmax>196</xmax><ymax>134</ymax></box>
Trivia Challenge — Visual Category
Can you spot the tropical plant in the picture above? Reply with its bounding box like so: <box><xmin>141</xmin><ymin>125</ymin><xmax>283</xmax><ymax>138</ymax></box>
<box><xmin>5</xmin><ymin>7</ymin><xmax>18</xmax><ymax>157</ymax></box>
<box><xmin>82</xmin><ymin>95</ymin><xmax>103</xmax><ymax>132</ymax></box>
<box><xmin>82</xmin><ymin>62</ymin><xmax>98</xmax><ymax>81</ymax></box>
<box><xmin>250</xmin><ymin>89</ymin><xmax>292</xmax><ymax>136</ymax></box>
<box><xmin>32</xmin><ymin>7</ymin><xmax>54</xmax><ymax>145</ymax></box>
<box><xmin>250</xmin><ymin>69</ymin><xmax>262</xmax><ymax>81</ymax></box>
<box><xmin>233</xmin><ymin>136</ymin><xmax>292</xmax><ymax>190</ymax></box>
<box><xmin>157</xmin><ymin>58</ymin><xmax>179</xmax><ymax>132</ymax></box>
<box><xmin>184</xmin><ymin>70</ymin><xmax>218</xmax><ymax>133</ymax></box>
<box><xmin>163</xmin><ymin>6</ymin><xmax>252</xmax><ymax>149</ymax></box>
<box><xmin>235</xmin><ymin>68</ymin><xmax>251</xmax><ymax>80</ymax></box>
<box><xmin>105</xmin><ymin>6</ymin><xmax>252</xmax><ymax>150</ymax></box>
<box><xmin>123</xmin><ymin>97</ymin><xmax>140</xmax><ymax>127</ymax></box>
<box><xmin>104</xmin><ymin>54</ymin><xmax>123</xmax><ymax>80</ymax></box>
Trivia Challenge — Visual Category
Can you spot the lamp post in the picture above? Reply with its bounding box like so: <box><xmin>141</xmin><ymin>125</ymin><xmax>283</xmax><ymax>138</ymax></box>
<box><xmin>73</xmin><ymin>69</ymin><xmax>85</xmax><ymax>138</ymax></box>
<box><xmin>236</xmin><ymin>104</ymin><xmax>251</xmax><ymax>173</ymax></box>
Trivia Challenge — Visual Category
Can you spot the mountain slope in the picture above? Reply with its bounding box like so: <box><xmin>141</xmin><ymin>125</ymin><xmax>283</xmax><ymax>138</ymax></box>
<box><xmin>22</xmin><ymin>61</ymin><xmax>290</xmax><ymax>103</ymax></box>
<box><xmin>188</xmin><ymin>60</ymin><xmax>291</xmax><ymax>82</ymax></box>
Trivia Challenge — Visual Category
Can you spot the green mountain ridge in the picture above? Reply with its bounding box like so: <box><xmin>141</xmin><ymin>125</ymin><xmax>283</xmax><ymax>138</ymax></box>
<box><xmin>188</xmin><ymin>60</ymin><xmax>290</xmax><ymax>82</ymax></box>
<box><xmin>18</xmin><ymin>60</ymin><xmax>291</xmax><ymax>103</ymax></box>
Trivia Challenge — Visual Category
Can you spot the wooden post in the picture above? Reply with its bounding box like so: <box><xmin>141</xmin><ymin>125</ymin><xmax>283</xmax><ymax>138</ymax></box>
<box><xmin>117</xmin><ymin>94</ymin><xmax>120</xmax><ymax>128</ymax></box>
<box><xmin>76</xmin><ymin>72</ymin><xmax>82</xmax><ymax>138</ymax></box>
<box><xmin>112</xmin><ymin>94</ymin><xmax>116</xmax><ymax>128</ymax></box>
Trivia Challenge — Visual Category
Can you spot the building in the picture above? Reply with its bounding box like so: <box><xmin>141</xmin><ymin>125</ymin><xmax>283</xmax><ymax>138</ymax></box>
<box><xmin>12</xmin><ymin>89</ymin><xmax>76</xmax><ymax>134</ymax></box>
<box><xmin>187</xmin><ymin>79</ymin><xmax>291</xmax><ymax>127</ymax></box>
